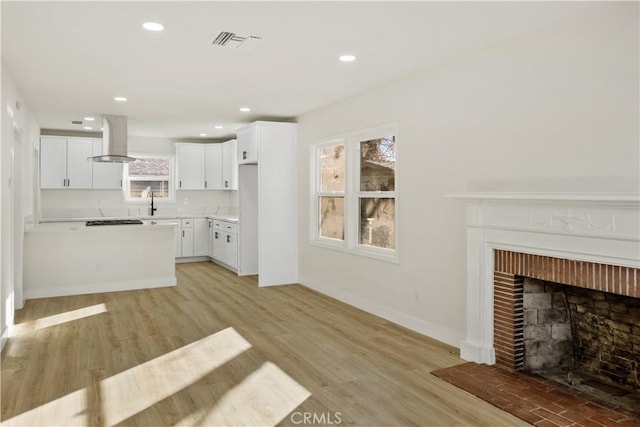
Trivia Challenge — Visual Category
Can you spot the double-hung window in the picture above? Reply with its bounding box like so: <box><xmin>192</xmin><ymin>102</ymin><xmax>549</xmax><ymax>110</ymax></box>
<box><xmin>312</xmin><ymin>123</ymin><xmax>398</xmax><ymax>262</ymax></box>
<box><xmin>123</xmin><ymin>154</ymin><xmax>175</xmax><ymax>202</ymax></box>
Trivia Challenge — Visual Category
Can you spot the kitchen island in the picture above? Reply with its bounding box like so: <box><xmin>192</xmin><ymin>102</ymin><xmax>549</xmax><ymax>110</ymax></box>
<box><xmin>23</xmin><ymin>221</ymin><xmax>176</xmax><ymax>299</ymax></box>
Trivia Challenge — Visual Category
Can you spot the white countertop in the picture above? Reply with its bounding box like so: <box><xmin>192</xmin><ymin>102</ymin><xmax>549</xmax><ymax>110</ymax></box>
<box><xmin>39</xmin><ymin>214</ymin><xmax>239</xmax><ymax>224</ymax></box>
<box><xmin>27</xmin><ymin>221</ymin><xmax>179</xmax><ymax>232</ymax></box>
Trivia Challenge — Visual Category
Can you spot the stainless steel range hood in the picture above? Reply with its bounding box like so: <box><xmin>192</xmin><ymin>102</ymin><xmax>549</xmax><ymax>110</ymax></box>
<box><xmin>89</xmin><ymin>114</ymin><xmax>136</xmax><ymax>163</ymax></box>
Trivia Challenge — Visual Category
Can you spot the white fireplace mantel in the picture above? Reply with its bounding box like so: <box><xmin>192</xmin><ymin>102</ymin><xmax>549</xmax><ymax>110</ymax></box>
<box><xmin>446</xmin><ymin>192</ymin><xmax>640</xmax><ymax>365</ymax></box>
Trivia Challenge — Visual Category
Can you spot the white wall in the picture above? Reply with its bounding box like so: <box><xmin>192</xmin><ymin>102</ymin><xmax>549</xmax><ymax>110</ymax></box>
<box><xmin>297</xmin><ymin>6</ymin><xmax>639</xmax><ymax>347</ymax></box>
<box><xmin>40</xmin><ymin>135</ymin><xmax>238</xmax><ymax>218</ymax></box>
<box><xmin>1</xmin><ymin>65</ymin><xmax>40</xmax><ymax>348</ymax></box>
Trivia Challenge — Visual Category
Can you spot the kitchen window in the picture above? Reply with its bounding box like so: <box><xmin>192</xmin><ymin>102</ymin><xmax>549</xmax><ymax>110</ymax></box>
<box><xmin>311</xmin><ymin>123</ymin><xmax>398</xmax><ymax>262</ymax></box>
<box><xmin>123</xmin><ymin>155</ymin><xmax>175</xmax><ymax>202</ymax></box>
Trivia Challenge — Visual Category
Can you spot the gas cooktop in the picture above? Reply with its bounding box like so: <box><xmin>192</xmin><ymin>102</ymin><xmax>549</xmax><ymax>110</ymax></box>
<box><xmin>85</xmin><ymin>219</ymin><xmax>144</xmax><ymax>226</ymax></box>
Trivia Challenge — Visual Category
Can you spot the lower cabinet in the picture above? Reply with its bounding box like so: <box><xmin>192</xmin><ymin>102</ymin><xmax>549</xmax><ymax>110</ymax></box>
<box><xmin>210</xmin><ymin>219</ymin><xmax>238</xmax><ymax>270</ymax></box>
<box><xmin>180</xmin><ymin>219</ymin><xmax>194</xmax><ymax>257</ymax></box>
<box><xmin>193</xmin><ymin>218</ymin><xmax>209</xmax><ymax>256</ymax></box>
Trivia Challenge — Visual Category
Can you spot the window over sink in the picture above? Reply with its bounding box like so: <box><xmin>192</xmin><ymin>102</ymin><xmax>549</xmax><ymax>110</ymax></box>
<box><xmin>123</xmin><ymin>155</ymin><xmax>175</xmax><ymax>202</ymax></box>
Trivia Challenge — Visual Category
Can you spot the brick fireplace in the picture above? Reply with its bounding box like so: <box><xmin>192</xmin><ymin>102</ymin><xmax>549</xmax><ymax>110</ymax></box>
<box><xmin>447</xmin><ymin>192</ymin><xmax>640</xmax><ymax>369</ymax></box>
<box><xmin>492</xmin><ymin>249</ymin><xmax>640</xmax><ymax>389</ymax></box>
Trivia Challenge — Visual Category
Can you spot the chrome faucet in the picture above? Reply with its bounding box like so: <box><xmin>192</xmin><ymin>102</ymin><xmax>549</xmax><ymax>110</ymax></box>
<box><xmin>150</xmin><ymin>192</ymin><xmax>158</xmax><ymax>216</ymax></box>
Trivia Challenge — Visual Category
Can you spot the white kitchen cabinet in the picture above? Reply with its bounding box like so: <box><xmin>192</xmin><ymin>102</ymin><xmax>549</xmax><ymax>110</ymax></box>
<box><xmin>223</xmin><ymin>231</ymin><xmax>238</xmax><ymax>268</ymax></box>
<box><xmin>91</xmin><ymin>139</ymin><xmax>123</xmax><ymax>189</ymax></box>
<box><xmin>176</xmin><ymin>143</ymin><xmax>226</xmax><ymax>190</ymax></box>
<box><xmin>193</xmin><ymin>218</ymin><xmax>209</xmax><ymax>256</ymax></box>
<box><xmin>40</xmin><ymin>136</ymin><xmax>93</xmax><ymax>189</ymax></box>
<box><xmin>237</xmin><ymin>122</ymin><xmax>297</xmax><ymax>286</ymax></box>
<box><xmin>236</xmin><ymin>126</ymin><xmax>258</xmax><ymax>164</ymax></box>
<box><xmin>176</xmin><ymin>144</ymin><xmax>205</xmax><ymax>190</ymax></box>
<box><xmin>180</xmin><ymin>218</ymin><xmax>194</xmax><ymax>257</ymax></box>
<box><xmin>207</xmin><ymin>219</ymin><xmax>215</xmax><ymax>258</ymax></box>
<box><xmin>40</xmin><ymin>137</ymin><xmax>67</xmax><ymax>189</ymax></box>
<box><xmin>210</xmin><ymin>219</ymin><xmax>238</xmax><ymax>271</ymax></box>
<box><xmin>205</xmin><ymin>144</ymin><xmax>223</xmax><ymax>190</ymax></box>
<box><xmin>221</xmin><ymin>139</ymin><xmax>237</xmax><ymax>190</ymax></box>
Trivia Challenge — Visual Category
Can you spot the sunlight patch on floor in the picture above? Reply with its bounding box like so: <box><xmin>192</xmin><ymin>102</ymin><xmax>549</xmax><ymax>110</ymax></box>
<box><xmin>100</xmin><ymin>326</ymin><xmax>252</xmax><ymax>425</ymax></box>
<box><xmin>177</xmin><ymin>361</ymin><xmax>311</xmax><ymax>426</ymax></box>
<box><xmin>10</xmin><ymin>303</ymin><xmax>108</xmax><ymax>336</ymax></box>
<box><xmin>2</xmin><ymin>327</ymin><xmax>251</xmax><ymax>426</ymax></box>
<box><xmin>0</xmin><ymin>388</ymin><xmax>87</xmax><ymax>426</ymax></box>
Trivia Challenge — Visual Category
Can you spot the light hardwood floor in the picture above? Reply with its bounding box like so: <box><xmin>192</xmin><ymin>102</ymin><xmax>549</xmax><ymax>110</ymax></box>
<box><xmin>1</xmin><ymin>262</ymin><xmax>527</xmax><ymax>426</ymax></box>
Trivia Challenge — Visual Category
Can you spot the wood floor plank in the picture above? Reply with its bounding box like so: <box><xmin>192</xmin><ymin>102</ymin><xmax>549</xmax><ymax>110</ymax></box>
<box><xmin>2</xmin><ymin>262</ymin><xmax>527</xmax><ymax>426</ymax></box>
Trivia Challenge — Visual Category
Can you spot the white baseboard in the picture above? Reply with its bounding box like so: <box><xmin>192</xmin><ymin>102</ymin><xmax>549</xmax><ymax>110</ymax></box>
<box><xmin>176</xmin><ymin>256</ymin><xmax>210</xmax><ymax>264</ymax></box>
<box><xmin>23</xmin><ymin>277</ymin><xmax>177</xmax><ymax>300</ymax></box>
<box><xmin>298</xmin><ymin>276</ymin><xmax>463</xmax><ymax>348</ymax></box>
<box><xmin>1</xmin><ymin>325</ymin><xmax>8</xmax><ymax>352</ymax></box>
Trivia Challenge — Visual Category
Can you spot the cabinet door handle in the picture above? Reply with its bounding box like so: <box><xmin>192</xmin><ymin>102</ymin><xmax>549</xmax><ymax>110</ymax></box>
<box><xmin>67</xmin><ymin>178</ymin><xmax>70</xmax><ymax>187</ymax></box>
<box><xmin>242</xmin><ymin>151</ymin><xmax>247</xmax><ymax>160</ymax></box>
<box><xmin>224</xmin><ymin>180</ymin><xmax>228</xmax><ymax>188</ymax></box>
<box><xmin>208</xmin><ymin>221</ymin><xmax>212</xmax><ymax>228</ymax></box>
<box><xmin>179</xmin><ymin>180</ymin><xmax>182</xmax><ymax>188</ymax></box>
<box><xmin>120</xmin><ymin>179</ymin><xmax>123</xmax><ymax>187</ymax></box>
<box><xmin>63</xmin><ymin>178</ymin><xmax>66</xmax><ymax>187</ymax></box>
<box><xmin>226</xmin><ymin>235</ymin><xmax>230</xmax><ymax>243</ymax></box>
<box><xmin>215</xmin><ymin>232</ymin><xmax>219</xmax><ymax>239</ymax></box>
<box><xmin>182</xmin><ymin>230</ymin><xmax>185</xmax><ymax>237</ymax></box>
<box><xmin>204</xmin><ymin>181</ymin><xmax>207</xmax><ymax>188</ymax></box>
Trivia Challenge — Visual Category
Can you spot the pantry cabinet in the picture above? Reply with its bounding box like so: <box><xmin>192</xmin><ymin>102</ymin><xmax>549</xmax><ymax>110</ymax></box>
<box><xmin>236</xmin><ymin>122</ymin><xmax>297</xmax><ymax>286</ymax></box>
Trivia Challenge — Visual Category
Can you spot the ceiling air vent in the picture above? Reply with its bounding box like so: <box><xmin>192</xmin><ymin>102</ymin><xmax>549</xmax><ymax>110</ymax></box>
<box><xmin>212</xmin><ymin>31</ymin><xmax>261</xmax><ymax>48</ymax></box>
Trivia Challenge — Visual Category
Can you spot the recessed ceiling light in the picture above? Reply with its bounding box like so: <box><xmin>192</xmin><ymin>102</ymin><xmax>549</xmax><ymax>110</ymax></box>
<box><xmin>143</xmin><ymin>22</ymin><xmax>164</xmax><ymax>32</ymax></box>
<box><xmin>83</xmin><ymin>126</ymin><xmax>93</xmax><ymax>130</ymax></box>
<box><xmin>339</xmin><ymin>54</ymin><xmax>357</xmax><ymax>62</ymax></box>
<box><xmin>214</xmin><ymin>125</ymin><xmax>223</xmax><ymax>129</ymax></box>
<box><xmin>84</xmin><ymin>117</ymin><xmax>95</xmax><ymax>121</ymax></box>
<box><xmin>199</xmin><ymin>133</ymin><xmax>208</xmax><ymax>137</ymax></box>
<box><xmin>239</xmin><ymin>107</ymin><xmax>251</xmax><ymax>112</ymax></box>
<box><xmin>114</xmin><ymin>96</ymin><xmax>128</xmax><ymax>102</ymax></box>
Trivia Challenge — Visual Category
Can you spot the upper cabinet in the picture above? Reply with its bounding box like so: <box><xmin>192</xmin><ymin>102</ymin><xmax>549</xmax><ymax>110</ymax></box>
<box><xmin>204</xmin><ymin>144</ymin><xmax>223</xmax><ymax>190</ymax></box>
<box><xmin>40</xmin><ymin>136</ymin><xmax>93</xmax><ymax>189</ymax></box>
<box><xmin>176</xmin><ymin>143</ymin><xmax>206</xmax><ymax>190</ymax></box>
<box><xmin>91</xmin><ymin>140</ymin><xmax>123</xmax><ymax>189</ymax></box>
<box><xmin>175</xmin><ymin>141</ymin><xmax>237</xmax><ymax>190</ymax></box>
<box><xmin>221</xmin><ymin>139</ymin><xmax>237</xmax><ymax>190</ymax></box>
<box><xmin>236</xmin><ymin>126</ymin><xmax>258</xmax><ymax>164</ymax></box>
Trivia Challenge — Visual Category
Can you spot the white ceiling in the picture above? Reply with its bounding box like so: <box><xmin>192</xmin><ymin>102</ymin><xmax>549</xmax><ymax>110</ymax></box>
<box><xmin>2</xmin><ymin>1</ymin><xmax>607</xmax><ymax>139</ymax></box>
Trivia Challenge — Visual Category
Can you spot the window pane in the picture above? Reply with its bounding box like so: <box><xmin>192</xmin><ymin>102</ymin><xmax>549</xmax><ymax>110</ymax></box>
<box><xmin>319</xmin><ymin>196</ymin><xmax>344</xmax><ymax>240</ymax></box>
<box><xmin>129</xmin><ymin>158</ymin><xmax>170</xmax><ymax>177</ymax></box>
<box><xmin>360</xmin><ymin>136</ymin><xmax>395</xmax><ymax>191</ymax></box>
<box><xmin>129</xmin><ymin>181</ymin><xmax>170</xmax><ymax>199</ymax></box>
<box><xmin>320</xmin><ymin>145</ymin><xmax>345</xmax><ymax>192</ymax></box>
<box><xmin>360</xmin><ymin>198</ymin><xmax>395</xmax><ymax>249</ymax></box>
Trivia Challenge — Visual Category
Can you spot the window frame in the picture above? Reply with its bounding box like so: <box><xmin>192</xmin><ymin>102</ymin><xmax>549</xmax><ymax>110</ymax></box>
<box><xmin>310</xmin><ymin>123</ymin><xmax>399</xmax><ymax>263</ymax></box>
<box><xmin>122</xmin><ymin>153</ymin><xmax>176</xmax><ymax>203</ymax></box>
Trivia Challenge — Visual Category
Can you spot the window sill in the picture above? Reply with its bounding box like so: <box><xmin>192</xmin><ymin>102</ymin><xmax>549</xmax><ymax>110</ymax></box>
<box><xmin>310</xmin><ymin>238</ymin><xmax>399</xmax><ymax>264</ymax></box>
